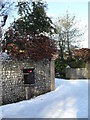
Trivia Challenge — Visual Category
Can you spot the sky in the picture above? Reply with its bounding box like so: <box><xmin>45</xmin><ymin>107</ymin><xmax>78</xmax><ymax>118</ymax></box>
<box><xmin>46</xmin><ymin>0</ymin><xmax>88</xmax><ymax>48</ymax></box>
<box><xmin>1</xmin><ymin>0</ymin><xmax>89</xmax><ymax>48</ymax></box>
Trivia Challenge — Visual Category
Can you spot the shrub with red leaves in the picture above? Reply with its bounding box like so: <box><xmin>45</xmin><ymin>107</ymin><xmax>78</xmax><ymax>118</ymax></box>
<box><xmin>29</xmin><ymin>35</ymin><xmax>56</xmax><ymax>61</ymax></box>
<box><xmin>73</xmin><ymin>48</ymin><xmax>90</xmax><ymax>61</ymax></box>
<box><xmin>3</xmin><ymin>28</ymin><xmax>57</xmax><ymax>61</ymax></box>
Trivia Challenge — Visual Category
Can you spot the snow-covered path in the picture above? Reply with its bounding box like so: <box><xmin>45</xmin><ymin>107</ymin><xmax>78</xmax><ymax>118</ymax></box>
<box><xmin>0</xmin><ymin>78</ymin><xmax>88</xmax><ymax>118</ymax></box>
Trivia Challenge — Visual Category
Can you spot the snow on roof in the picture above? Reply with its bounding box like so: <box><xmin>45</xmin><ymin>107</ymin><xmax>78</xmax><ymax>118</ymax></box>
<box><xmin>1</xmin><ymin>52</ymin><xmax>9</xmax><ymax>60</ymax></box>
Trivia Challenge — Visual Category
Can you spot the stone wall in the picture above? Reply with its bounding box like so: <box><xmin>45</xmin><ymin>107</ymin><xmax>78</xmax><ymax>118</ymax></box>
<box><xmin>0</xmin><ymin>53</ymin><xmax>2</xmax><ymax>105</ymax></box>
<box><xmin>66</xmin><ymin>68</ymin><xmax>88</xmax><ymax>79</ymax></box>
<box><xmin>1</xmin><ymin>59</ymin><xmax>53</xmax><ymax>105</ymax></box>
<box><xmin>87</xmin><ymin>62</ymin><xmax>90</xmax><ymax>79</ymax></box>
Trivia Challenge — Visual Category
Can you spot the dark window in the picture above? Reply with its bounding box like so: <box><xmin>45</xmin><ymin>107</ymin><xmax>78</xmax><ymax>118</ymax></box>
<box><xmin>23</xmin><ymin>68</ymin><xmax>35</xmax><ymax>85</ymax></box>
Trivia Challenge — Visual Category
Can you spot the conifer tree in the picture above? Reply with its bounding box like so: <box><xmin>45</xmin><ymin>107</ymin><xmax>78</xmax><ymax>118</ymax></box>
<box><xmin>13</xmin><ymin>0</ymin><xmax>55</xmax><ymax>35</ymax></box>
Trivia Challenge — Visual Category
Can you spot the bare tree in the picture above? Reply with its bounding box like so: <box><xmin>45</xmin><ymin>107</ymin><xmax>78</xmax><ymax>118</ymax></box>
<box><xmin>55</xmin><ymin>12</ymin><xmax>86</xmax><ymax>59</ymax></box>
<box><xmin>0</xmin><ymin>1</ymin><xmax>14</xmax><ymax>52</ymax></box>
<box><xmin>0</xmin><ymin>1</ymin><xmax>4</xmax><ymax>52</ymax></box>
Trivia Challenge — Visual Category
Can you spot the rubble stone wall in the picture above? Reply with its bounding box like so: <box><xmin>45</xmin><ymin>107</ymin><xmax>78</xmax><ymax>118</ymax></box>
<box><xmin>1</xmin><ymin>59</ymin><xmax>52</xmax><ymax>105</ymax></box>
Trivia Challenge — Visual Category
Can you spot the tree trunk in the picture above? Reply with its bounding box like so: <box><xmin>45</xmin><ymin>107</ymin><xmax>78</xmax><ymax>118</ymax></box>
<box><xmin>60</xmin><ymin>45</ymin><xmax>64</xmax><ymax>60</ymax></box>
<box><xmin>58</xmin><ymin>37</ymin><xmax>64</xmax><ymax>60</ymax></box>
<box><xmin>67</xmin><ymin>30</ymin><xmax>72</xmax><ymax>59</ymax></box>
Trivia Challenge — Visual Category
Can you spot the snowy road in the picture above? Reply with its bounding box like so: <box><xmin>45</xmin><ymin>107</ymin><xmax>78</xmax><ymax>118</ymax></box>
<box><xmin>0</xmin><ymin>78</ymin><xmax>88</xmax><ymax>118</ymax></box>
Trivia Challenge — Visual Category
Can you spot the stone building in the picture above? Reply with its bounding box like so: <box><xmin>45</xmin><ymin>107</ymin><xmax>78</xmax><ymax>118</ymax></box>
<box><xmin>0</xmin><ymin>55</ymin><xmax>55</xmax><ymax>105</ymax></box>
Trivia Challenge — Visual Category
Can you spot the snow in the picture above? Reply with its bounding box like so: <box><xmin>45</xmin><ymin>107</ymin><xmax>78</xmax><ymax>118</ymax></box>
<box><xmin>0</xmin><ymin>78</ymin><xmax>88</xmax><ymax>118</ymax></box>
<box><xmin>2</xmin><ymin>52</ymin><xmax>9</xmax><ymax>61</ymax></box>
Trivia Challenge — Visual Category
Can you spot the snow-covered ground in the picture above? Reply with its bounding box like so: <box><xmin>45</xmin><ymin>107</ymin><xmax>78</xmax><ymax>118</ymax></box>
<box><xmin>0</xmin><ymin>78</ymin><xmax>88</xmax><ymax>118</ymax></box>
